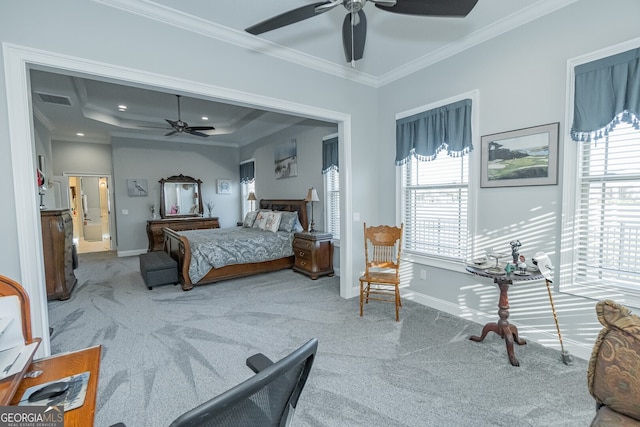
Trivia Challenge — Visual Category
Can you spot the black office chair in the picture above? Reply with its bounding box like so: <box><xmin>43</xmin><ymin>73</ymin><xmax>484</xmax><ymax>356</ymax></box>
<box><xmin>169</xmin><ymin>338</ymin><xmax>317</xmax><ymax>427</ymax></box>
<box><xmin>111</xmin><ymin>339</ymin><xmax>317</xmax><ymax>427</ymax></box>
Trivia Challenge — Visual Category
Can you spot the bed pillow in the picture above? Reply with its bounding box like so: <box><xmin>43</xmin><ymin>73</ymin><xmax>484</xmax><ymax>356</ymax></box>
<box><xmin>256</xmin><ymin>211</ymin><xmax>282</xmax><ymax>232</ymax></box>
<box><xmin>278</xmin><ymin>211</ymin><xmax>299</xmax><ymax>232</ymax></box>
<box><xmin>292</xmin><ymin>216</ymin><xmax>304</xmax><ymax>233</ymax></box>
<box><xmin>243</xmin><ymin>211</ymin><xmax>258</xmax><ymax>228</ymax></box>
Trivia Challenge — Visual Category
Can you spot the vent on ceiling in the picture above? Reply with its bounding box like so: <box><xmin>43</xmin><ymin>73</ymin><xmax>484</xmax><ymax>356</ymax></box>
<box><xmin>36</xmin><ymin>92</ymin><xmax>71</xmax><ymax>106</ymax></box>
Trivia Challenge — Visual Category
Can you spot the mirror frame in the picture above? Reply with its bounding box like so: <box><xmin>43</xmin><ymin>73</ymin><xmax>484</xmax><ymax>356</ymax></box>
<box><xmin>159</xmin><ymin>174</ymin><xmax>204</xmax><ymax>219</ymax></box>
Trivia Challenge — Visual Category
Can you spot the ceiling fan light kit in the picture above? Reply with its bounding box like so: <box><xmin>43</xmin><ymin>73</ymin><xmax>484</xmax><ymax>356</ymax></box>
<box><xmin>245</xmin><ymin>0</ymin><xmax>479</xmax><ymax>64</ymax></box>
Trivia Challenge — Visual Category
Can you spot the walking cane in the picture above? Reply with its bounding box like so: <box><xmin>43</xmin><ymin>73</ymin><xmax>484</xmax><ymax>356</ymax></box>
<box><xmin>533</xmin><ymin>253</ymin><xmax>573</xmax><ymax>365</ymax></box>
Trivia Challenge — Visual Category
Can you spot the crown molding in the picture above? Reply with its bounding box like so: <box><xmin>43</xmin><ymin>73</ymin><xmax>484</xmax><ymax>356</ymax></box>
<box><xmin>92</xmin><ymin>0</ymin><xmax>379</xmax><ymax>87</ymax></box>
<box><xmin>376</xmin><ymin>0</ymin><xmax>579</xmax><ymax>86</ymax></box>
<box><xmin>94</xmin><ymin>0</ymin><xmax>578</xmax><ymax>89</ymax></box>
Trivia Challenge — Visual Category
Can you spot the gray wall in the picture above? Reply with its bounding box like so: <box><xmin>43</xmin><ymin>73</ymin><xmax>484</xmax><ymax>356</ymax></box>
<box><xmin>111</xmin><ymin>137</ymin><xmax>239</xmax><ymax>253</ymax></box>
<box><xmin>241</xmin><ymin>120</ymin><xmax>338</xmax><ymax>228</ymax></box>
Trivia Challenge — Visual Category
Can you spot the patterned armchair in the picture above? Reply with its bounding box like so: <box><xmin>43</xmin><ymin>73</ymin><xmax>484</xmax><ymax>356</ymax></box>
<box><xmin>588</xmin><ymin>300</ymin><xmax>640</xmax><ymax>426</ymax></box>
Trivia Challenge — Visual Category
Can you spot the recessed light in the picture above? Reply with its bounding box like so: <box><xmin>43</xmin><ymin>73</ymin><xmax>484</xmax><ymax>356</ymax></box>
<box><xmin>201</xmin><ymin>116</ymin><xmax>209</xmax><ymax>121</ymax></box>
<box><xmin>76</xmin><ymin>132</ymin><xmax>85</xmax><ymax>136</ymax></box>
<box><xmin>118</xmin><ymin>104</ymin><xmax>127</xmax><ymax>111</ymax></box>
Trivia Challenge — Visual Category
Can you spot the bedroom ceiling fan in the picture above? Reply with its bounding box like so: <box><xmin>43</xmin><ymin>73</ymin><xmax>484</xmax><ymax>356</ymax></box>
<box><xmin>245</xmin><ymin>0</ymin><xmax>479</xmax><ymax>65</ymax></box>
<box><xmin>163</xmin><ymin>95</ymin><xmax>215</xmax><ymax>138</ymax></box>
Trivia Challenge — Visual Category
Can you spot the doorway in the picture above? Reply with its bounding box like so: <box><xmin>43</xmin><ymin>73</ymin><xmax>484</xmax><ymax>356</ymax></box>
<box><xmin>67</xmin><ymin>175</ymin><xmax>112</xmax><ymax>254</ymax></box>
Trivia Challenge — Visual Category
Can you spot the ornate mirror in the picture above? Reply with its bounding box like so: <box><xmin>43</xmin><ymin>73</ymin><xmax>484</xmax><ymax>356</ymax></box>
<box><xmin>159</xmin><ymin>174</ymin><xmax>203</xmax><ymax>218</ymax></box>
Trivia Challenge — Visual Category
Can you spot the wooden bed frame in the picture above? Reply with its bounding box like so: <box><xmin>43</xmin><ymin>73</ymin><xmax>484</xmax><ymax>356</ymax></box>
<box><xmin>163</xmin><ymin>199</ymin><xmax>309</xmax><ymax>290</ymax></box>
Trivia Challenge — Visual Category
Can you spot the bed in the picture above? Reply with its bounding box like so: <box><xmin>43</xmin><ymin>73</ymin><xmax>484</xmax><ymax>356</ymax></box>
<box><xmin>163</xmin><ymin>199</ymin><xmax>308</xmax><ymax>290</ymax></box>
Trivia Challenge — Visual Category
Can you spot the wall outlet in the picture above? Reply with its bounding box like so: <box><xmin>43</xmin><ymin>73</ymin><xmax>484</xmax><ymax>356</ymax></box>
<box><xmin>420</xmin><ymin>269</ymin><xmax>426</xmax><ymax>280</ymax></box>
<box><xmin>353</xmin><ymin>212</ymin><xmax>360</xmax><ymax>221</ymax></box>
<box><xmin>122</xmin><ymin>209</ymin><xmax>128</xmax><ymax>215</ymax></box>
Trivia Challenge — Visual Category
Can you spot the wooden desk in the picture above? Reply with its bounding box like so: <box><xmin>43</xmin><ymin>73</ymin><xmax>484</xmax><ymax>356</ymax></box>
<box><xmin>0</xmin><ymin>338</ymin><xmax>41</xmax><ymax>406</ymax></box>
<box><xmin>10</xmin><ymin>345</ymin><xmax>101</xmax><ymax>427</ymax></box>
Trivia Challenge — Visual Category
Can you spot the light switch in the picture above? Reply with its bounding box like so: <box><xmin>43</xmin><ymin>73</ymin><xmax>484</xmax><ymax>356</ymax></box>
<box><xmin>353</xmin><ymin>212</ymin><xmax>360</xmax><ymax>221</ymax></box>
<box><xmin>122</xmin><ymin>209</ymin><xmax>128</xmax><ymax>215</ymax></box>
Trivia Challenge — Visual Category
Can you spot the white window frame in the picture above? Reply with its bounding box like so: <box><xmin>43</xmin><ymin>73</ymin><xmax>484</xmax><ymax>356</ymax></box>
<box><xmin>560</xmin><ymin>37</ymin><xmax>640</xmax><ymax>309</ymax></box>
<box><xmin>240</xmin><ymin>159</ymin><xmax>256</xmax><ymax>218</ymax></box>
<box><xmin>396</xmin><ymin>91</ymin><xmax>478</xmax><ymax>271</ymax></box>
<box><xmin>323</xmin><ymin>133</ymin><xmax>340</xmax><ymax>243</ymax></box>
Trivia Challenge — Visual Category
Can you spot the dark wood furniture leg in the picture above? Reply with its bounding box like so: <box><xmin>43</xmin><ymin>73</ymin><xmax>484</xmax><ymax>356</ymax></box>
<box><xmin>469</xmin><ymin>277</ymin><xmax>526</xmax><ymax>366</ymax></box>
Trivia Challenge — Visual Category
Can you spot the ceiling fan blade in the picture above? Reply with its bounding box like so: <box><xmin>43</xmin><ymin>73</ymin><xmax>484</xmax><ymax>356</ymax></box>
<box><xmin>165</xmin><ymin>130</ymin><xmax>177</xmax><ymax>137</ymax></box>
<box><xmin>246</xmin><ymin>1</ymin><xmax>334</xmax><ymax>35</ymax></box>
<box><xmin>165</xmin><ymin>119</ymin><xmax>177</xmax><ymax>127</ymax></box>
<box><xmin>375</xmin><ymin>0</ymin><xmax>479</xmax><ymax>17</ymax></box>
<box><xmin>187</xmin><ymin>130</ymin><xmax>209</xmax><ymax>138</ymax></box>
<box><xmin>342</xmin><ymin>10</ymin><xmax>367</xmax><ymax>63</ymax></box>
<box><xmin>186</xmin><ymin>126</ymin><xmax>215</xmax><ymax>131</ymax></box>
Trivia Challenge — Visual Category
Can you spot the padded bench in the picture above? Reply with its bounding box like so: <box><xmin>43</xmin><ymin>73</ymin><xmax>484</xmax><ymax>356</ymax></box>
<box><xmin>139</xmin><ymin>251</ymin><xmax>178</xmax><ymax>290</ymax></box>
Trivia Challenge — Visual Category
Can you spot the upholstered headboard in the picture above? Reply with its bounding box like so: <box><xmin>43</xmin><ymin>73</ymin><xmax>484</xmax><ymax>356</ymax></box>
<box><xmin>259</xmin><ymin>199</ymin><xmax>308</xmax><ymax>232</ymax></box>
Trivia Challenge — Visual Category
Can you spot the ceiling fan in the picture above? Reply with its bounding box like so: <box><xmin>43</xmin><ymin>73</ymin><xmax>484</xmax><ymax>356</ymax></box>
<box><xmin>163</xmin><ymin>95</ymin><xmax>215</xmax><ymax>138</ymax></box>
<box><xmin>245</xmin><ymin>0</ymin><xmax>479</xmax><ymax>64</ymax></box>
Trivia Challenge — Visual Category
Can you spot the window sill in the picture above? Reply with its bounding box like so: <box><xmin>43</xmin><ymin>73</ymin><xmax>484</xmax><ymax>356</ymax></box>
<box><xmin>401</xmin><ymin>252</ymin><xmax>467</xmax><ymax>274</ymax></box>
<box><xmin>560</xmin><ymin>283</ymin><xmax>640</xmax><ymax>311</ymax></box>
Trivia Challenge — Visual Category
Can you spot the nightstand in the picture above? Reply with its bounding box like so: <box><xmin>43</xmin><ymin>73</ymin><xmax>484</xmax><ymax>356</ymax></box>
<box><xmin>293</xmin><ymin>232</ymin><xmax>334</xmax><ymax>279</ymax></box>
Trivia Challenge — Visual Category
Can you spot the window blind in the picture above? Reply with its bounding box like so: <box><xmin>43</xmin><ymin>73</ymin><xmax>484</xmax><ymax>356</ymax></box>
<box><xmin>324</xmin><ymin>168</ymin><xmax>340</xmax><ymax>239</ymax></box>
<box><xmin>401</xmin><ymin>155</ymin><xmax>468</xmax><ymax>260</ymax></box>
<box><xmin>573</xmin><ymin>118</ymin><xmax>640</xmax><ymax>291</ymax></box>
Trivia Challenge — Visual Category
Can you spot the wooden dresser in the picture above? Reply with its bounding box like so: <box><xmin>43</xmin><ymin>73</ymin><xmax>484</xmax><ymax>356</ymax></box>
<box><xmin>146</xmin><ymin>217</ymin><xmax>220</xmax><ymax>251</ymax></box>
<box><xmin>41</xmin><ymin>209</ymin><xmax>77</xmax><ymax>300</ymax></box>
<box><xmin>293</xmin><ymin>231</ymin><xmax>334</xmax><ymax>279</ymax></box>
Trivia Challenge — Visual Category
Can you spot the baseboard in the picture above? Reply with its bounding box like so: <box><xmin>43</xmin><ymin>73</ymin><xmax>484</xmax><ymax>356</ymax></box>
<box><xmin>352</xmin><ymin>286</ymin><xmax>593</xmax><ymax>361</ymax></box>
<box><xmin>117</xmin><ymin>249</ymin><xmax>147</xmax><ymax>257</ymax></box>
<box><xmin>407</xmin><ymin>291</ymin><xmax>593</xmax><ymax>361</ymax></box>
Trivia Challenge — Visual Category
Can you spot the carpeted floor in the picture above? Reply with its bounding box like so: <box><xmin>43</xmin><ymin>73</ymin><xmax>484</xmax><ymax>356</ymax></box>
<box><xmin>47</xmin><ymin>252</ymin><xmax>595</xmax><ymax>426</ymax></box>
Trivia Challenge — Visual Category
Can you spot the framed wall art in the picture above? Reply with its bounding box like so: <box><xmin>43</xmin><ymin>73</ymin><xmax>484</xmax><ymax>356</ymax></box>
<box><xmin>274</xmin><ymin>139</ymin><xmax>298</xmax><ymax>179</ymax></box>
<box><xmin>217</xmin><ymin>179</ymin><xmax>232</xmax><ymax>194</ymax></box>
<box><xmin>127</xmin><ymin>179</ymin><xmax>148</xmax><ymax>196</ymax></box>
<box><xmin>480</xmin><ymin>122</ymin><xmax>559</xmax><ymax>188</ymax></box>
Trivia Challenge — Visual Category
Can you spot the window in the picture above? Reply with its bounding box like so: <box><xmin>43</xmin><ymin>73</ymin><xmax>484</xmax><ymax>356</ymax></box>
<box><xmin>396</xmin><ymin>94</ymin><xmax>475</xmax><ymax>265</ymax></box>
<box><xmin>240</xmin><ymin>160</ymin><xmax>255</xmax><ymax>217</ymax></box>
<box><xmin>241</xmin><ymin>180</ymin><xmax>256</xmax><ymax>217</ymax></box>
<box><xmin>562</xmin><ymin>118</ymin><xmax>640</xmax><ymax>297</ymax></box>
<box><xmin>401</xmin><ymin>154</ymin><xmax>468</xmax><ymax>261</ymax></box>
<box><xmin>561</xmin><ymin>44</ymin><xmax>640</xmax><ymax>305</ymax></box>
<box><xmin>324</xmin><ymin>168</ymin><xmax>340</xmax><ymax>240</ymax></box>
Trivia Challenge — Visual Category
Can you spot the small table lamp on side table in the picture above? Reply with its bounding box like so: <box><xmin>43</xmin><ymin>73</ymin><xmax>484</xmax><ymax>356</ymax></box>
<box><xmin>304</xmin><ymin>187</ymin><xmax>320</xmax><ymax>232</ymax></box>
<box><xmin>247</xmin><ymin>192</ymin><xmax>256</xmax><ymax>211</ymax></box>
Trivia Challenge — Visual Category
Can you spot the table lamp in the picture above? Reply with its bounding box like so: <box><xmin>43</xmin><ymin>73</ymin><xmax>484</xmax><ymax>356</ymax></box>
<box><xmin>247</xmin><ymin>192</ymin><xmax>257</xmax><ymax>211</ymax></box>
<box><xmin>304</xmin><ymin>187</ymin><xmax>320</xmax><ymax>232</ymax></box>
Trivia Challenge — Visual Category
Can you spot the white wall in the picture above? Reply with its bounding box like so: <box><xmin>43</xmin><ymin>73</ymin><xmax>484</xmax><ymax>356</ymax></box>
<box><xmin>377</xmin><ymin>0</ymin><xmax>640</xmax><ymax>359</ymax></box>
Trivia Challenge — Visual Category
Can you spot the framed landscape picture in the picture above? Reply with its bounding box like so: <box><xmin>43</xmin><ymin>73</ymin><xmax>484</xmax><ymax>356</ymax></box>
<box><xmin>480</xmin><ymin>122</ymin><xmax>559</xmax><ymax>188</ymax></box>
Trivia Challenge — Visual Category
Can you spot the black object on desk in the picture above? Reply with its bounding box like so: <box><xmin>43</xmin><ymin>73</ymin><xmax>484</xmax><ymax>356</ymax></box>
<box><xmin>466</xmin><ymin>265</ymin><xmax>543</xmax><ymax>367</ymax></box>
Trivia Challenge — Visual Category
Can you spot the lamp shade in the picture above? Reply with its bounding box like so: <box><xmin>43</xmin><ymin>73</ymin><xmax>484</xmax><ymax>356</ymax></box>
<box><xmin>305</xmin><ymin>187</ymin><xmax>320</xmax><ymax>202</ymax></box>
<box><xmin>247</xmin><ymin>192</ymin><xmax>257</xmax><ymax>201</ymax></box>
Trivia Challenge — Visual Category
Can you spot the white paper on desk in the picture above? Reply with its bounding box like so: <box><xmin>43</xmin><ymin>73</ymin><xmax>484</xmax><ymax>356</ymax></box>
<box><xmin>0</xmin><ymin>296</ymin><xmax>25</xmax><ymax>350</ymax></box>
<box><xmin>0</xmin><ymin>295</ymin><xmax>34</xmax><ymax>380</ymax></box>
<box><xmin>0</xmin><ymin>342</ymin><xmax>38</xmax><ymax>380</ymax></box>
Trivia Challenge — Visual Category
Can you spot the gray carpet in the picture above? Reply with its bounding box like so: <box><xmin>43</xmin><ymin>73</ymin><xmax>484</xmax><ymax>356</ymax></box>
<box><xmin>48</xmin><ymin>252</ymin><xmax>595</xmax><ymax>426</ymax></box>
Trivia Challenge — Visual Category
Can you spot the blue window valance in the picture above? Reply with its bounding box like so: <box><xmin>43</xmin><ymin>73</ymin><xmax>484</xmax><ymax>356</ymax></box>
<box><xmin>395</xmin><ymin>98</ymin><xmax>473</xmax><ymax>165</ymax></box>
<box><xmin>239</xmin><ymin>161</ymin><xmax>255</xmax><ymax>183</ymax></box>
<box><xmin>571</xmin><ymin>47</ymin><xmax>640</xmax><ymax>142</ymax></box>
<box><xmin>322</xmin><ymin>136</ymin><xmax>339</xmax><ymax>174</ymax></box>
